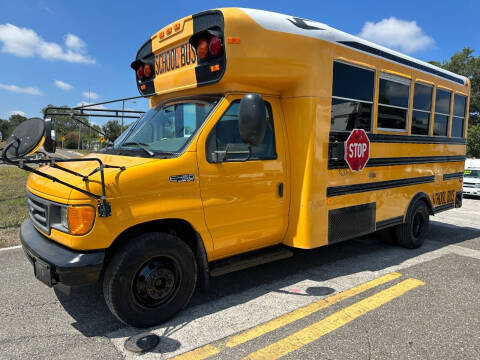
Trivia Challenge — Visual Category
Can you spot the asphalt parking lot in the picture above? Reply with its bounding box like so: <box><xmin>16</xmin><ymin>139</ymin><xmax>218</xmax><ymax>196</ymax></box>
<box><xmin>0</xmin><ymin>198</ymin><xmax>479</xmax><ymax>360</ymax></box>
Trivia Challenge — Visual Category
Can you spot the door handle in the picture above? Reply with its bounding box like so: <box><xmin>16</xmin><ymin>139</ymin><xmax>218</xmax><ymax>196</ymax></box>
<box><xmin>278</xmin><ymin>182</ymin><xmax>284</xmax><ymax>198</ymax></box>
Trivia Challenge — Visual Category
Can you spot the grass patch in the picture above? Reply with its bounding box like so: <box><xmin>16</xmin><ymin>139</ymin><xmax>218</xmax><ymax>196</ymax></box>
<box><xmin>0</xmin><ymin>227</ymin><xmax>20</xmax><ymax>248</ymax></box>
<box><xmin>0</xmin><ymin>166</ymin><xmax>29</xmax><ymax>232</ymax></box>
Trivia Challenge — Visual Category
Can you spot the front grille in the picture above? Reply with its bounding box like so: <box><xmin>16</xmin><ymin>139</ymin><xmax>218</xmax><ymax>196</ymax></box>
<box><xmin>27</xmin><ymin>192</ymin><xmax>50</xmax><ymax>234</ymax></box>
<box><xmin>463</xmin><ymin>182</ymin><xmax>475</xmax><ymax>188</ymax></box>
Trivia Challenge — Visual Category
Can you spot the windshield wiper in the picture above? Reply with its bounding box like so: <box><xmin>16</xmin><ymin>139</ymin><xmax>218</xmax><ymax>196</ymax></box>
<box><xmin>121</xmin><ymin>142</ymin><xmax>154</xmax><ymax>157</ymax></box>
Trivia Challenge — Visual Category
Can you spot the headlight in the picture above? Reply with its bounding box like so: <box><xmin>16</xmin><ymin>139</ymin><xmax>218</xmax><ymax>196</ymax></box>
<box><xmin>67</xmin><ymin>206</ymin><xmax>96</xmax><ymax>235</ymax></box>
<box><xmin>53</xmin><ymin>205</ymin><xmax>95</xmax><ymax>235</ymax></box>
<box><xmin>475</xmin><ymin>184</ymin><xmax>480</xmax><ymax>188</ymax></box>
<box><xmin>60</xmin><ymin>206</ymin><xmax>69</xmax><ymax>230</ymax></box>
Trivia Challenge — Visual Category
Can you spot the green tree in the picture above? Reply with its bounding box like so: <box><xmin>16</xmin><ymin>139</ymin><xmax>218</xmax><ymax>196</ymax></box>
<box><xmin>102</xmin><ymin>120</ymin><xmax>122</xmax><ymax>142</ymax></box>
<box><xmin>9</xmin><ymin>114</ymin><xmax>28</xmax><ymax>130</ymax></box>
<box><xmin>467</xmin><ymin>125</ymin><xmax>480</xmax><ymax>158</ymax></box>
<box><xmin>0</xmin><ymin>118</ymin><xmax>9</xmax><ymax>140</ymax></box>
<box><xmin>64</xmin><ymin>132</ymin><xmax>79</xmax><ymax>149</ymax></box>
<box><xmin>429</xmin><ymin>47</ymin><xmax>480</xmax><ymax>126</ymax></box>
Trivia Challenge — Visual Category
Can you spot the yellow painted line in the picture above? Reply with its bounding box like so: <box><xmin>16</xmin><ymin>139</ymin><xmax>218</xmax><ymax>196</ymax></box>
<box><xmin>171</xmin><ymin>272</ymin><xmax>402</xmax><ymax>360</ymax></box>
<box><xmin>243</xmin><ymin>278</ymin><xmax>425</xmax><ymax>360</ymax></box>
<box><xmin>226</xmin><ymin>272</ymin><xmax>402</xmax><ymax>347</ymax></box>
<box><xmin>171</xmin><ymin>344</ymin><xmax>220</xmax><ymax>360</ymax></box>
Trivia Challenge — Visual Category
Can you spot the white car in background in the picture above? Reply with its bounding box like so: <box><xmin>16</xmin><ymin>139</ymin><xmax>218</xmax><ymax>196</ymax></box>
<box><xmin>463</xmin><ymin>162</ymin><xmax>480</xmax><ymax>197</ymax></box>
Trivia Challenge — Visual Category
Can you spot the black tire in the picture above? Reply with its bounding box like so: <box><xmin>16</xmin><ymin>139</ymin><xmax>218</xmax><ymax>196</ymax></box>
<box><xmin>103</xmin><ymin>232</ymin><xmax>197</xmax><ymax>328</ymax></box>
<box><xmin>393</xmin><ymin>201</ymin><xmax>430</xmax><ymax>249</ymax></box>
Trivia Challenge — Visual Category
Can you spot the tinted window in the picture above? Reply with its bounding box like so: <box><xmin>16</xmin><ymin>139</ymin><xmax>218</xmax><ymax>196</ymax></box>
<box><xmin>379</xmin><ymin>79</ymin><xmax>409</xmax><ymax>108</ymax></box>
<box><xmin>411</xmin><ymin>111</ymin><xmax>430</xmax><ymax>135</ymax></box>
<box><xmin>331</xmin><ymin>99</ymin><xmax>372</xmax><ymax>131</ymax></box>
<box><xmin>453</xmin><ymin>94</ymin><xmax>467</xmax><ymax>117</ymax></box>
<box><xmin>213</xmin><ymin>101</ymin><xmax>276</xmax><ymax>161</ymax></box>
<box><xmin>413</xmin><ymin>83</ymin><xmax>433</xmax><ymax>111</ymax></box>
<box><xmin>433</xmin><ymin>114</ymin><xmax>449</xmax><ymax>136</ymax></box>
<box><xmin>451</xmin><ymin>117</ymin><xmax>464</xmax><ymax>138</ymax></box>
<box><xmin>378</xmin><ymin>106</ymin><xmax>408</xmax><ymax>130</ymax></box>
<box><xmin>332</xmin><ymin>62</ymin><xmax>374</xmax><ymax>102</ymax></box>
<box><xmin>435</xmin><ymin>89</ymin><xmax>451</xmax><ymax>114</ymax></box>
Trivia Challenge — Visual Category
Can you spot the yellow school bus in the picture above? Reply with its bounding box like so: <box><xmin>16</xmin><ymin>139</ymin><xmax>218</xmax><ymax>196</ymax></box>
<box><xmin>18</xmin><ymin>8</ymin><xmax>469</xmax><ymax>327</ymax></box>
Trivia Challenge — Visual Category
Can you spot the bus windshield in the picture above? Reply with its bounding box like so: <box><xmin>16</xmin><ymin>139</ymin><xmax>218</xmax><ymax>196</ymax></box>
<box><xmin>464</xmin><ymin>169</ymin><xmax>480</xmax><ymax>178</ymax></box>
<box><xmin>116</xmin><ymin>96</ymin><xmax>220</xmax><ymax>154</ymax></box>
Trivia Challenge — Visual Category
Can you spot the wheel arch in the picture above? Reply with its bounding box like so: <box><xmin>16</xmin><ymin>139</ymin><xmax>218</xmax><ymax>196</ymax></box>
<box><xmin>105</xmin><ymin>218</ymin><xmax>210</xmax><ymax>291</ymax></box>
<box><xmin>406</xmin><ymin>192</ymin><xmax>434</xmax><ymax>219</ymax></box>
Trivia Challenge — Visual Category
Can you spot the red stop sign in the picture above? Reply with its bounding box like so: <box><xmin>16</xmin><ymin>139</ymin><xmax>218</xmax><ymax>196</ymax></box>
<box><xmin>344</xmin><ymin>129</ymin><xmax>370</xmax><ymax>171</ymax></box>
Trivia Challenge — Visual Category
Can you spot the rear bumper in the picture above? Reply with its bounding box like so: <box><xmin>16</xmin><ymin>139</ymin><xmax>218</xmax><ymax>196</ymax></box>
<box><xmin>20</xmin><ymin>219</ymin><xmax>105</xmax><ymax>290</ymax></box>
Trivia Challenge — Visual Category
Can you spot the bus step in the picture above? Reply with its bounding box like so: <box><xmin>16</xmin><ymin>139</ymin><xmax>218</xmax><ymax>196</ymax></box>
<box><xmin>209</xmin><ymin>245</ymin><xmax>293</xmax><ymax>277</ymax></box>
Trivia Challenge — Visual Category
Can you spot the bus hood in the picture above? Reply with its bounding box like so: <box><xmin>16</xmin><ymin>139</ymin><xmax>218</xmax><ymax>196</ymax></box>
<box><xmin>26</xmin><ymin>153</ymin><xmax>157</xmax><ymax>203</ymax></box>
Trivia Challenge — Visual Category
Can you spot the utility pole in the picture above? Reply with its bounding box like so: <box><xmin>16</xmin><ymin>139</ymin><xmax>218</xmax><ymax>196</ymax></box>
<box><xmin>121</xmin><ymin>100</ymin><xmax>125</xmax><ymax>132</ymax></box>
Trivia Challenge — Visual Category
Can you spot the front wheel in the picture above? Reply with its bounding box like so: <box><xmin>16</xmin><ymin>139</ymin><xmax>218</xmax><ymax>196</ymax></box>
<box><xmin>393</xmin><ymin>201</ymin><xmax>430</xmax><ymax>249</ymax></box>
<box><xmin>103</xmin><ymin>232</ymin><xmax>197</xmax><ymax>328</ymax></box>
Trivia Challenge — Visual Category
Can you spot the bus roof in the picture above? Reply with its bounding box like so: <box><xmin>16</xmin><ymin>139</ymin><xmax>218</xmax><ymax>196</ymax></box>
<box><xmin>239</xmin><ymin>8</ymin><xmax>466</xmax><ymax>86</ymax></box>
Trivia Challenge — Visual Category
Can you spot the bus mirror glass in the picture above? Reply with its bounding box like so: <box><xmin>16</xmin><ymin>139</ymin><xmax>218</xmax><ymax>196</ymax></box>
<box><xmin>238</xmin><ymin>93</ymin><xmax>266</xmax><ymax>146</ymax></box>
<box><xmin>2</xmin><ymin>117</ymin><xmax>46</xmax><ymax>159</ymax></box>
<box><xmin>43</xmin><ymin>117</ymin><xmax>56</xmax><ymax>153</ymax></box>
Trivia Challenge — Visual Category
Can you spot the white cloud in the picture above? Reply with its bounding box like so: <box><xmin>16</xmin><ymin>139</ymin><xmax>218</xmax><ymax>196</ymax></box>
<box><xmin>358</xmin><ymin>17</ymin><xmax>434</xmax><ymax>54</ymax></box>
<box><xmin>64</xmin><ymin>34</ymin><xmax>86</xmax><ymax>53</ymax></box>
<box><xmin>8</xmin><ymin>110</ymin><xmax>27</xmax><ymax>117</ymax></box>
<box><xmin>76</xmin><ymin>101</ymin><xmax>106</xmax><ymax>109</ymax></box>
<box><xmin>0</xmin><ymin>23</ymin><xmax>95</xmax><ymax>64</ymax></box>
<box><xmin>82</xmin><ymin>91</ymin><xmax>100</xmax><ymax>100</ymax></box>
<box><xmin>0</xmin><ymin>83</ymin><xmax>42</xmax><ymax>95</ymax></box>
<box><xmin>54</xmin><ymin>79</ymin><xmax>73</xmax><ymax>90</ymax></box>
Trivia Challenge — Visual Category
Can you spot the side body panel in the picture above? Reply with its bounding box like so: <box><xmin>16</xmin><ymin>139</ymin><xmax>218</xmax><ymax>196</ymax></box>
<box><xmin>196</xmin><ymin>95</ymin><xmax>290</xmax><ymax>260</ymax></box>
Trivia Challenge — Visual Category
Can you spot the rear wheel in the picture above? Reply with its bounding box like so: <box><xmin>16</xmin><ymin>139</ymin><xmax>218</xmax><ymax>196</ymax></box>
<box><xmin>103</xmin><ymin>232</ymin><xmax>197</xmax><ymax>328</ymax></box>
<box><xmin>393</xmin><ymin>201</ymin><xmax>430</xmax><ymax>249</ymax></box>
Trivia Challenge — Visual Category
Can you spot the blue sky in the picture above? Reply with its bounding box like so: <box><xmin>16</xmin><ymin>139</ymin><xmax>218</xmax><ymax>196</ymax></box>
<box><xmin>0</xmin><ymin>0</ymin><xmax>478</xmax><ymax>127</ymax></box>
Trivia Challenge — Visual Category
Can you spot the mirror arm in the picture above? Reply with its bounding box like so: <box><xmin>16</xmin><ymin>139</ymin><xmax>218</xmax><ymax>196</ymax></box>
<box><xmin>211</xmin><ymin>150</ymin><xmax>227</xmax><ymax>163</ymax></box>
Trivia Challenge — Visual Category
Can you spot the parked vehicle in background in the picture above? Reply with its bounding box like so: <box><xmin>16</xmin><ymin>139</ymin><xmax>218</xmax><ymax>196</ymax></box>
<box><xmin>463</xmin><ymin>165</ymin><xmax>480</xmax><ymax>197</ymax></box>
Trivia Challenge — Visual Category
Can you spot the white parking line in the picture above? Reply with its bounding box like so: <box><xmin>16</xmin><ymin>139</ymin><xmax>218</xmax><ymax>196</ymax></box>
<box><xmin>0</xmin><ymin>245</ymin><xmax>22</xmax><ymax>252</ymax></box>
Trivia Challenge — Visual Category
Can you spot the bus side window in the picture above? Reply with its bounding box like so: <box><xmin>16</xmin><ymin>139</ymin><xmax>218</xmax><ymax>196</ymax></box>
<box><xmin>207</xmin><ymin>100</ymin><xmax>277</xmax><ymax>162</ymax></box>
<box><xmin>411</xmin><ymin>82</ymin><xmax>433</xmax><ymax>135</ymax></box>
<box><xmin>331</xmin><ymin>61</ymin><xmax>374</xmax><ymax>132</ymax></box>
<box><xmin>377</xmin><ymin>73</ymin><xmax>410</xmax><ymax>132</ymax></box>
<box><xmin>433</xmin><ymin>89</ymin><xmax>451</xmax><ymax>136</ymax></box>
<box><xmin>452</xmin><ymin>94</ymin><xmax>467</xmax><ymax>138</ymax></box>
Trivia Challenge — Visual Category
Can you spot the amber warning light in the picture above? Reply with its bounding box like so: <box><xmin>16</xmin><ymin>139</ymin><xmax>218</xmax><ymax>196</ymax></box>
<box><xmin>193</xmin><ymin>35</ymin><xmax>223</xmax><ymax>60</ymax></box>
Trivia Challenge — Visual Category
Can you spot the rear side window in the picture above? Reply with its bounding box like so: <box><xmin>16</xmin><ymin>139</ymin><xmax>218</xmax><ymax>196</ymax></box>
<box><xmin>411</xmin><ymin>83</ymin><xmax>433</xmax><ymax>135</ymax></box>
<box><xmin>452</xmin><ymin>94</ymin><xmax>467</xmax><ymax>138</ymax></box>
<box><xmin>377</xmin><ymin>73</ymin><xmax>410</xmax><ymax>131</ymax></box>
<box><xmin>434</xmin><ymin>89</ymin><xmax>451</xmax><ymax>136</ymax></box>
<box><xmin>331</xmin><ymin>62</ymin><xmax>374</xmax><ymax>132</ymax></box>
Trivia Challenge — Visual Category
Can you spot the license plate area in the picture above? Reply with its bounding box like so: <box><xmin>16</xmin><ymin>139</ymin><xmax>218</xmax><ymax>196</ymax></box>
<box><xmin>34</xmin><ymin>258</ymin><xmax>54</xmax><ymax>287</ymax></box>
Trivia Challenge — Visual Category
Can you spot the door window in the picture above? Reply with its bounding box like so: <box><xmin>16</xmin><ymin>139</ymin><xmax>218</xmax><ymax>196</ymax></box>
<box><xmin>207</xmin><ymin>100</ymin><xmax>277</xmax><ymax>162</ymax></box>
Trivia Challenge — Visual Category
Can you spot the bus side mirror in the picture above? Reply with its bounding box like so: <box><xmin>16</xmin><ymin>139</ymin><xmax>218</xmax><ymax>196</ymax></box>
<box><xmin>238</xmin><ymin>93</ymin><xmax>266</xmax><ymax>146</ymax></box>
<box><xmin>43</xmin><ymin>117</ymin><xmax>56</xmax><ymax>153</ymax></box>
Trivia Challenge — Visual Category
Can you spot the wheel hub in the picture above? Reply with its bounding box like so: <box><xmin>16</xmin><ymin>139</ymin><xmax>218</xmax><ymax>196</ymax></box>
<box><xmin>133</xmin><ymin>258</ymin><xmax>179</xmax><ymax>307</ymax></box>
<box><xmin>145</xmin><ymin>268</ymin><xmax>175</xmax><ymax>300</ymax></box>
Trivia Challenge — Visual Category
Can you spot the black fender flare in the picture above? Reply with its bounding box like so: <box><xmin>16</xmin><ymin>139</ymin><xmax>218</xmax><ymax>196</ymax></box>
<box><xmin>406</xmin><ymin>192</ymin><xmax>434</xmax><ymax>220</ymax></box>
<box><xmin>194</xmin><ymin>232</ymin><xmax>210</xmax><ymax>292</ymax></box>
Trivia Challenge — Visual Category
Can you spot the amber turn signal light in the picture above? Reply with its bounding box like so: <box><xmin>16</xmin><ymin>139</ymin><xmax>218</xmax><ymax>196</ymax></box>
<box><xmin>68</xmin><ymin>206</ymin><xmax>95</xmax><ymax>236</ymax></box>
